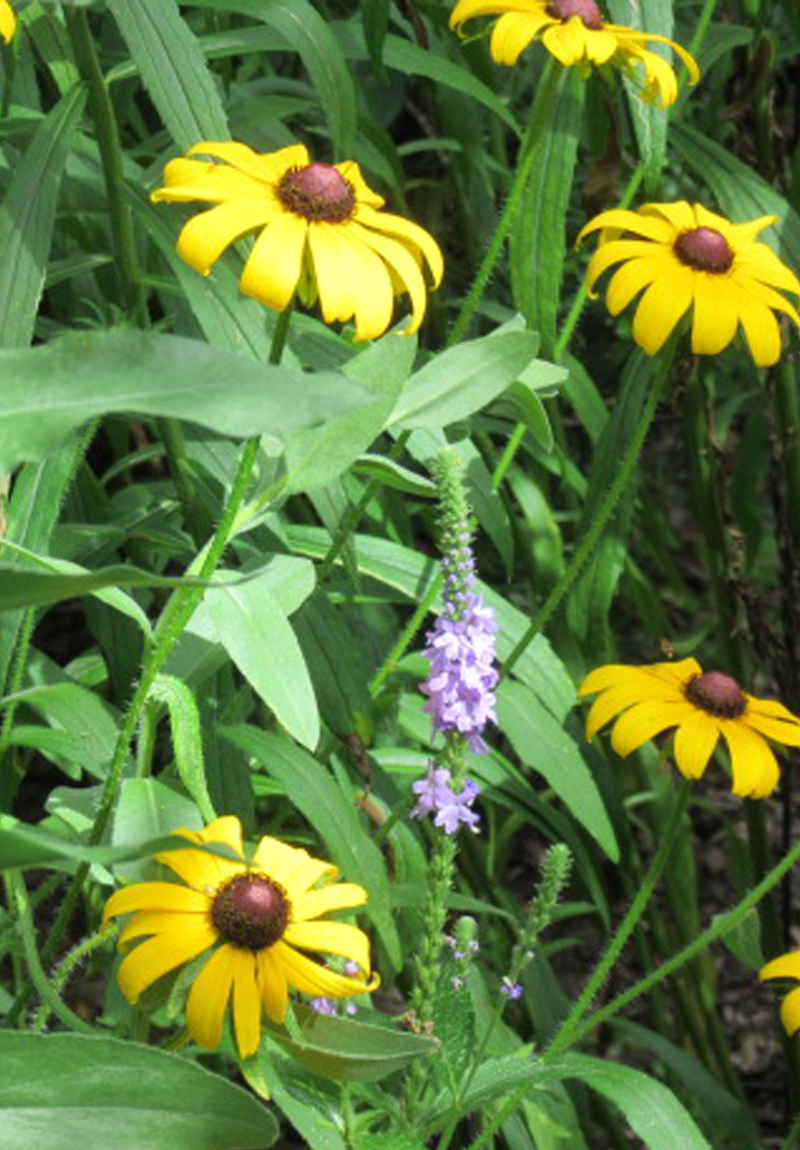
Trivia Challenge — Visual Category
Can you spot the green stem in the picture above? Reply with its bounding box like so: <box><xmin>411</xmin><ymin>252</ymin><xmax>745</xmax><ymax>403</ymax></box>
<box><xmin>369</xmin><ymin>572</ymin><xmax>442</xmax><ymax>697</ymax></box>
<box><xmin>448</xmin><ymin>60</ymin><xmax>562</xmax><ymax>348</ymax></box>
<box><xmin>65</xmin><ymin>9</ymin><xmax>145</xmax><ymax>323</ymax></box>
<box><xmin>773</xmin><ymin>356</ymin><xmax>800</xmax><ymax>554</ymax></box>
<box><xmin>33</xmin><ymin>922</ymin><xmax>117</xmax><ymax>1032</ymax></box>
<box><xmin>546</xmin><ymin>779</ymin><xmax>691</xmax><ymax>1059</ymax></box>
<box><xmin>500</xmin><ymin>337</ymin><xmax>676</xmax><ymax>681</ymax></box>
<box><xmin>18</xmin><ymin>311</ymin><xmax>293</xmax><ymax>1000</ymax></box>
<box><xmin>0</xmin><ymin>606</ymin><xmax>35</xmax><ymax>809</ymax></box>
<box><xmin>555</xmin><ymin>824</ymin><xmax>800</xmax><ymax>1053</ymax></box>
<box><xmin>156</xmin><ymin>417</ymin><xmax>212</xmax><ymax>547</ymax></box>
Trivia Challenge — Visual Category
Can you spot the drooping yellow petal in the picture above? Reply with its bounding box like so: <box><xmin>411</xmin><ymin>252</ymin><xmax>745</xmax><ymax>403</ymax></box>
<box><xmin>0</xmin><ymin>0</ymin><xmax>16</xmax><ymax>43</ymax></box>
<box><xmin>175</xmin><ymin>200</ymin><xmax>280</xmax><ymax>276</ymax></box>
<box><xmin>334</xmin><ymin>160</ymin><xmax>385</xmax><ymax>210</ymax></box>
<box><xmin>187</xmin><ymin>141</ymin><xmax>308</xmax><ymax>187</ymax></box>
<box><xmin>273</xmin><ymin>941</ymin><xmax>379</xmax><ymax>998</ymax></box>
<box><xmin>186</xmin><ymin>943</ymin><xmax>236</xmax><ymax>1049</ymax></box>
<box><xmin>153</xmin><ymin>159</ymin><xmax>269</xmax><ymax>204</ymax></box>
<box><xmin>239</xmin><ymin>211</ymin><xmax>308</xmax><ymax>312</ymax></box>
<box><xmin>744</xmin><ymin>711</ymin><xmax>800</xmax><ymax>748</ymax></box>
<box><xmin>605</xmin><ymin>254</ymin><xmax>669</xmax><ymax>316</ymax></box>
<box><xmin>258</xmin><ymin>946</ymin><xmax>289</xmax><ymax>1024</ymax></box>
<box><xmin>577</xmin><ymin>209</ymin><xmax>674</xmax><ymax>246</ymax></box>
<box><xmin>118</xmin><ymin>920</ymin><xmax>217</xmax><ymax>1003</ymax></box>
<box><xmin>490</xmin><ymin>12</ymin><xmax>541</xmax><ymax>65</ymax></box>
<box><xmin>631</xmin><ymin>270</ymin><xmax>693</xmax><ymax>354</ymax></box>
<box><xmin>449</xmin><ymin>0</ymin><xmax>547</xmax><ymax>32</ymax></box>
<box><xmin>672</xmin><ymin>712</ymin><xmax>721</xmax><ymax>780</ymax></box>
<box><xmin>355</xmin><ymin>204</ymin><xmax>444</xmax><ymax>288</ymax></box>
<box><xmin>104</xmin><ymin>882</ymin><xmax>210</xmax><ymax>924</ymax></box>
<box><xmin>352</xmin><ymin>224</ymin><xmax>429</xmax><ymax>334</ymax></box>
<box><xmin>780</xmin><ymin>987</ymin><xmax>800</xmax><ymax>1036</ymax></box>
<box><xmin>609</xmin><ymin>700</ymin><xmax>695</xmax><ymax>757</ymax></box>
<box><xmin>747</xmin><ymin>696</ymin><xmax>800</xmax><ymax>723</ymax></box>
<box><xmin>577</xmin><ymin>26</ymin><xmax>619</xmax><ymax>65</ymax></box>
<box><xmin>735</xmin><ymin>245</ymin><xmax>800</xmax><ymax>296</ymax></box>
<box><xmin>620</xmin><ymin>43</ymin><xmax>679</xmax><ymax>106</ymax></box>
<box><xmin>584</xmin><ymin>677</ymin><xmax>678</xmax><ymax>740</ymax></box>
<box><xmin>292</xmin><ymin>883</ymin><xmax>368</xmax><ymax>923</ymax></box>
<box><xmin>761</xmin><ymin>952</ymin><xmax>800</xmax><ymax>983</ymax></box>
<box><xmin>308</xmin><ymin>222</ymin><xmax>364</xmax><ymax>326</ymax></box>
<box><xmin>283</xmin><ymin>921</ymin><xmax>371</xmax><ymax>971</ymax></box>
<box><xmin>720</xmin><ymin>720</ymin><xmax>780</xmax><ymax>798</ymax></box>
<box><xmin>119</xmin><ymin>910</ymin><xmax>212</xmax><ymax>947</ymax></box>
<box><xmin>579</xmin><ymin>663</ymin><xmax>649</xmax><ymax>697</ymax></box>
<box><xmin>231</xmin><ymin>948</ymin><xmax>262</xmax><ymax>1057</ymax></box>
<box><xmin>733</xmin><ymin>292</ymin><xmax>783</xmax><ymax>367</ymax></box>
<box><xmin>331</xmin><ymin>229</ymin><xmax>396</xmax><ymax>342</ymax></box>
<box><xmin>584</xmin><ymin>240</ymin><xmax>664</xmax><ymax>297</ymax></box>
<box><xmin>690</xmin><ymin>273</ymin><xmax>740</xmax><ymax>356</ymax></box>
<box><xmin>157</xmin><ymin>817</ymin><xmax>245</xmax><ymax>890</ymax></box>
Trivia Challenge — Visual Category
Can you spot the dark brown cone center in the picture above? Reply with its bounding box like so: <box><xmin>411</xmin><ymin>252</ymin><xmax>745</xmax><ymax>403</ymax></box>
<box><xmin>546</xmin><ymin>0</ymin><xmax>603</xmax><ymax>29</ymax></box>
<box><xmin>684</xmin><ymin>671</ymin><xmax>747</xmax><ymax>719</ymax></box>
<box><xmin>278</xmin><ymin>163</ymin><xmax>356</xmax><ymax>224</ymax></box>
<box><xmin>674</xmin><ymin>227</ymin><xmax>734</xmax><ymax>273</ymax></box>
<box><xmin>212</xmin><ymin>873</ymin><xmax>289</xmax><ymax>950</ymax></box>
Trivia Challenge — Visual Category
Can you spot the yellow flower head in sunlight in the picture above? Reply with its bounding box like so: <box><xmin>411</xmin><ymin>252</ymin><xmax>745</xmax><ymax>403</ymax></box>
<box><xmin>760</xmin><ymin>952</ymin><xmax>800</xmax><ymax>1035</ymax></box>
<box><xmin>577</xmin><ymin>201</ymin><xmax>800</xmax><ymax>366</ymax></box>
<box><xmin>152</xmin><ymin>141</ymin><xmax>443</xmax><ymax>342</ymax></box>
<box><xmin>449</xmin><ymin>0</ymin><xmax>698</xmax><ymax>106</ymax></box>
<box><xmin>0</xmin><ymin>0</ymin><xmax>16</xmax><ymax>43</ymax></box>
<box><xmin>104</xmin><ymin>816</ymin><xmax>378</xmax><ymax>1058</ymax></box>
<box><xmin>578</xmin><ymin>658</ymin><xmax>800</xmax><ymax>799</ymax></box>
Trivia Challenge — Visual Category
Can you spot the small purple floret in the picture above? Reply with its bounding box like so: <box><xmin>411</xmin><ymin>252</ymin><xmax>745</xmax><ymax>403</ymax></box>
<box><xmin>309</xmin><ymin>997</ymin><xmax>338</xmax><ymax>1016</ymax></box>
<box><xmin>411</xmin><ymin>765</ymin><xmax>481</xmax><ymax>834</ymax></box>
<box><xmin>500</xmin><ymin>979</ymin><xmax>523</xmax><ymax>1000</ymax></box>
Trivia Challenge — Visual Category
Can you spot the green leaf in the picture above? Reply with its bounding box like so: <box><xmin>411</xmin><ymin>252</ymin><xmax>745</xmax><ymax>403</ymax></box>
<box><xmin>510</xmin><ymin>68</ymin><xmax>584</xmax><ymax>354</ymax></box>
<box><xmin>263</xmin><ymin>1006</ymin><xmax>436</xmax><ymax>1082</ymax></box>
<box><xmin>207</xmin><ymin>578</ymin><xmax>319</xmax><ymax>751</ymax></box>
<box><xmin>0</xmin><ymin>329</ymin><xmax>369</xmax><ymax>473</ymax></box>
<box><xmin>287</xmin><ymin>526</ymin><xmax>576</xmax><ymax>721</ymax></box>
<box><xmin>0</xmin><ymin>562</ymin><xmax>220</xmax><ymax>612</ymax></box>
<box><xmin>148</xmin><ymin>677</ymin><xmax>216</xmax><ymax>823</ymax></box>
<box><xmin>196</xmin><ymin>0</ymin><xmax>357</xmax><ymax>158</ymax></box>
<box><xmin>0</xmin><ymin>84</ymin><xmax>86</xmax><ymax>350</ymax></box>
<box><xmin>293</xmin><ymin>592</ymin><xmax>373</xmax><ymax>740</ymax></box>
<box><xmin>0</xmin><ymin>1032</ymin><xmax>278</xmax><ymax>1150</ymax></box>
<box><xmin>352</xmin><ymin>455</ymin><xmax>436</xmax><ymax>497</ymax></box>
<box><xmin>671</xmin><ymin>121</ymin><xmax>800</xmax><ymax>267</ymax></box>
<box><xmin>107</xmin><ymin>0</ymin><xmax>229</xmax><ymax>149</ymax></box>
<box><xmin>388</xmin><ymin>331</ymin><xmax>540</xmax><ymax>430</ymax></box>
<box><xmin>219</xmin><ymin>725</ymin><xmax>401</xmax><ymax>969</ymax></box>
<box><xmin>6</xmin><ymin>680</ymin><xmax>120</xmax><ymax>781</ymax></box>
<box><xmin>497</xmin><ymin>681</ymin><xmax>618</xmax><ymax>859</ymax></box>
<box><xmin>361</xmin><ymin>0</ymin><xmax>391</xmax><ymax>72</ymax></box>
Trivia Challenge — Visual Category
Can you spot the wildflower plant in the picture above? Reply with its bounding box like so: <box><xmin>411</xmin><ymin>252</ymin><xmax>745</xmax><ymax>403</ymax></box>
<box><xmin>3</xmin><ymin>1</ymin><xmax>800</xmax><ymax>1149</ymax></box>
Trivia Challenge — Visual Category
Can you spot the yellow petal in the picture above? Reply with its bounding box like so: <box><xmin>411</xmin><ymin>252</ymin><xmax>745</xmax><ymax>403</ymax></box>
<box><xmin>119</xmin><ymin>910</ymin><xmax>212</xmax><ymax>947</ymax></box>
<box><xmin>577</xmin><ymin>209</ymin><xmax>673</xmax><ymax>246</ymax></box>
<box><xmin>744</xmin><ymin>711</ymin><xmax>800</xmax><ymax>747</ymax></box>
<box><xmin>735</xmin><ymin>245</ymin><xmax>800</xmax><ymax>296</ymax></box>
<box><xmin>541</xmin><ymin>17</ymin><xmax>593</xmax><ymax>66</ymax></box>
<box><xmin>584</xmin><ymin>677</ymin><xmax>678</xmax><ymax>740</ymax></box>
<box><xmin>760</xmin><ymin>952</ymin><xmax>800</xmax><ymax>983</ymax></box>
<box><xmin>335</xmin><ymin>160</ymin><xmax>385</xmax><ymax>210</ymax></box>
<box><xmin>644</xmin><ymin>202</ymin><xmax>697</xmax><ymax>232</ymax></box>
<box><xmin>490</xmin><ymin>12</ymin><xmax>541</xmax><ymax>65</ymax></box>
<box><xmin>283</xmin><ymin>921</ymin><xmax>371</xmax><ymax>971</ymax></box>
<box><xmin>104</xmin><ymin>882</ymin><xmax>210</xmax><ymax>924</ymax></box>
<box><xmin>153</xmin><ymin>159</ymin><xmax>269</xmax><ymax>204</ymax></box>
<box><xmin>273</xmin><ymin>941</ymin><xmax>379</xmax><ymax>998</ymax></box>
<box><xmin>631</xmin><ymin>31</ymin><xmax>700</xmax><ymax>85</ymax></box>
<box><xmin>720</xmin><ymin>720</ymin><xmax>780</xmax><ymax>798</ymax></box>
<box><xmin>620</xmin><ymin>43</ymin><xmax>678</xmax><ymax>107</ymax></box>
<box><xmin>187</xmin><ymin>141</ymin><xmax>308</xmax><ymax>186</ymax></box>
<box><xmin>186</xmin><ymin>943</ymin><xmax>236</xmax><ymax>1049</ymax></box>
<box><xmin>579</xmin><ymin>26</ymin><xmax>619</xmax><ymax>65</ymax></box>
<box><xmin>728</xmin><ymin>214</ymin><xmax>779</xmax><ymax>246</ymax></box>
<box><xmin>734</xmin><ymin>292</ymin><xmax>783</xmax><ymax>367</ymax></box>
<box><xmin>292</xmin><ymin>883</ymin><xmax>368</xmax><ymax>922</ymax></box>
<box><xmin>254</xmin><ymin>835</ymin><xmax>337</xmax><ymax>893</ymax></box>
<box><xmin>609</xmin><ymin>700</ymin><xmax>695</xmax><ymax>757</ymax></box>
<box><xmin>331</xmin><ymin>228</ymin><xmax>396</xmax><ymax>341</ymax></box>
<box><xmin>672</xmin><ymin>712</ymin><xmax>720</xmax><ymax>780</ymax></box>
<box><xmin>584</xmin><ymin>240</ymin><xmax>664</xmax><ymax>297</ymax></box>
<box><xmin>631</xmin><ymin>269</ymin><xmax>693</xmax><ymax>355</ymax></box>
<box><xmin>450</xmin><ymin>0</ymin><xmax>544</xmax><ymax>31</ymax></box>
<box><xmin>605</xmin><ymin>255</ymin><xmax>667</xmax><ymax>316</ymax></box>
<box><xmin>118</xmin><ymin>921</ymin><xmax>216</xmax><ymax>1003</ymax></box>
<box><xmin>0</xmin><ymin>0</ymin><xmax>15</xmax><ymax>43</ymax></box>
<box><xmin>175</xmin><ymin>200</ymin><xmax>280</xmax><ymax>276</ymax></box>
<box><xmin>239</xmin><ymin>211</ymin><xmax>308</xmax><ymax>312</ymax></box>
<box><xmin>258</xmin><ymin>946</ymin><xmax>289</xmax><ymax>1024</ymax></box>
<box><xmin>158</xmin><ymin>817</ymin><xmax>245</xmax><ymax>890</ymax></box>
<box><xmin>307</xmin><ymin>223</ymin><xmax>363</xmax><ymax>326</ymax></box>
<box><xmin>747</xmin><ymin>696</ymin><xmax>800</xmax><ymax>723</ymax></box>
<box><xmin>232</xmin><ymin>948</ymin><xmax>262</xmax><ymax>1057</ymax></box>
<box><xmin>780</xmin><ymin>987</ymin><xmax>800</xmax><ymax>1035</ymax></box>
<box><xmin>354</xmin><ymin>204</ymin><xmax>443</xmax><ymax>288</ymax></box>
<box><xmin>690</xmin><ymin>273</ymin><xmax>739</xmax><ymax>356</ymax></box>
<box><xmin>579</xmin><ymin>663</ymin><xmax>650</xmax><ymax>696</ymax></box>
<box><xmin>351</xmin><ymin>223</ymin><xmax>430</xmax><ymax>334</ymax></box>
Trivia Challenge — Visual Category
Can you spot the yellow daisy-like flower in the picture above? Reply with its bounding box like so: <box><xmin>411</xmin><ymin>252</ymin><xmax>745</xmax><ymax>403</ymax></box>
<box><xmin>760</xmin><ymin>952</ymin><xmax>800</xmax><ymax>1035</ymax></box>
<box><xmin>449</xmin><ymin>0</ymin><xmax>698</xmax><ymax>106</ymax></box>
<box><xmin>578</xmin><ymin>658</ymin><xmax>800</xmax><ymax>798</ymax></box>
<box><xmin>151</xmin><ymin>141</ymin><xmax>443</xmax><ymax>342</ymax></box>
<box><xmin>103</xmin><ymin>816</ymin><xmax>379</xmax><ymax>1058</ymax></box>
<box><xmin>577</xmin><ymin>201</ymin><xmax>800</xmax><ymax>367</ymax></box>
<box><xmin>0</xmin><ymin>0</ymin><xmax>16</xmax><ymax>43</ymax></box>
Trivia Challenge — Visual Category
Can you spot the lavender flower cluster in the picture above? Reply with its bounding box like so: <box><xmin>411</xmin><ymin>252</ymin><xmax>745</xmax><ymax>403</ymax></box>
<box><xmin>411</xmin><ymin>766</ymin><xmax>481</xmax><ymax>834</ymax></box>
<box><xmin>420</xmin><ymin>532</ymin><xmax>499</xmax><ymax>755</ymax></box>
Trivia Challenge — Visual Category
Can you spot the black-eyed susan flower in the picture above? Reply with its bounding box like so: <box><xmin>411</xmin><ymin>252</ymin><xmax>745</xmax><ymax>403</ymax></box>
<box><xmin>0</xmin><ymin>0</ymin><xmax>15</xmax><ymax>42</ymax></box>
<box><xmin>104</xmin><ymin>816</ymin><xmax>378</xmax><ymax>1058</ymax></box>
<box><xmin>449</xmin><ymin>0</ymin><xmax>698</xmax><ymax>106</ymax></box>
<box><xmin>578</xmin><ymin>658</ymin><xmax>800</xmax><ymax>798</ymax></box>
<box><xmin>760</xmin><ymin>952</ymin><xmax>800</xmax><ymax>1034</ymax></box>
<box><xmin>577</xmin><ymin>202</ymin><xmax>800</xmax><ymax>366</ymax></box>
<box><xmin>151</xmin><ymin>141</ymin><xmax>443</xmax><ymax>342</ymax></box>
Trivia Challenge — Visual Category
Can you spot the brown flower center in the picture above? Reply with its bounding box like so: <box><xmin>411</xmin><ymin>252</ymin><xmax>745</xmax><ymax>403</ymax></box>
<box><xmin>212</xmin><ymin>873</ymin><xmax>289</xmax><ymax>950</ymax></box>
<box><xmin>546</xmin><ymin>0</ymin><xmax>603</xmax><ymax>29</ymax></box>
<box><xmin>684</xmin><ymin>671</ymin><xmax>747</xmax><ymax>719</ymax></box>
<box><xmin>277</xmin><ymin>163</ymin><xmax>356</xmax><ymax>224</ymax></box>
<box><xmin>674</xmin><ymin>227</ymin><xmax>734</xmax><ymax>274</ymax></box>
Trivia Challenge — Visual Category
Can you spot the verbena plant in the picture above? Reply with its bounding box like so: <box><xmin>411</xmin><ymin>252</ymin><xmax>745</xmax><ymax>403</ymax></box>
<box><xmin>2</xmin><ymin>1</ymin><xmax>800</xmax><ymax>1148</ymax></box>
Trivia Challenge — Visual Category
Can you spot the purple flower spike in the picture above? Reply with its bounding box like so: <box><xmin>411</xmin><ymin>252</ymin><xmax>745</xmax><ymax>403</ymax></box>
<box><xmin>411</xmin><ymin>765</ymin><xmax>481</xmax><ymax>835</ymax></box>
<box><xmin>500</xmin><ymin>978</ymin><xmax>523</xmax><ymax>1000</ymax></box>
